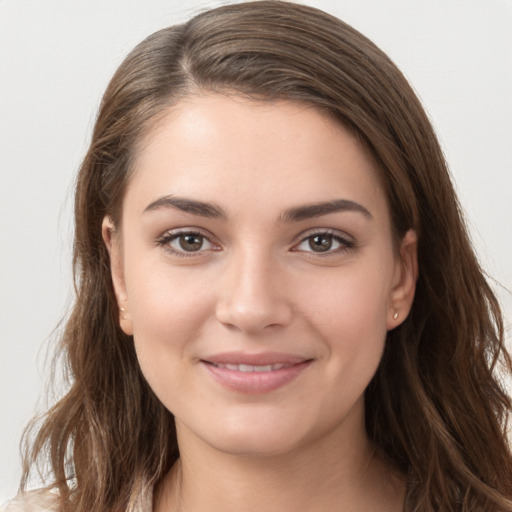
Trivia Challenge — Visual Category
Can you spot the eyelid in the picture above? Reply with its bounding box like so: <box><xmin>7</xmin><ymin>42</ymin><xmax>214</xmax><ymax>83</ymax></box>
<box><xmin>290</xmin><ymin>228</ymin><xmax>355</xmax><ymax>254</ymax></box>
<box><xmin>155</xmin><ymin>227</ymin><xmax>221</xmax><ymax>257</ymax></box>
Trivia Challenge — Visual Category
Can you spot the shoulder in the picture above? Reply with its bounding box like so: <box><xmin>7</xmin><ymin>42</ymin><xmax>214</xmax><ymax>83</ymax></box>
<box><xmin>1</xmin><ymin>489</ymin><xmax>60</xmax><ymax>512</ymax></box>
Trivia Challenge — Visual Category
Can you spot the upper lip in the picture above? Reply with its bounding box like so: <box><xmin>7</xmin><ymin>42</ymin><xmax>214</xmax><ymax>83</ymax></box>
<box><xmin>202</xmin><ymin>351</ymin><xmax>311</xmax><ymax>366</ymax></box>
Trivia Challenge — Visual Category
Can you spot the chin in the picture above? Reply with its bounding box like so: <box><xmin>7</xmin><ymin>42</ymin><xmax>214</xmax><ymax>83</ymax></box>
<box><xmin>177</xmin><ymin>408</ymin><xmax>314</xmax><ymax>458</ymax></box>
<box><xmin>206</xmin><ymin>429</ymin><xmax>305</xmax><ymax>458</ymax></box>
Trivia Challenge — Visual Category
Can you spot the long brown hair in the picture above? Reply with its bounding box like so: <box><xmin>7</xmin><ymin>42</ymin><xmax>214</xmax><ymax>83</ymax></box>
<box><xmin>22</xmin><ymin>2</ymin><xmax>512</xmax><ymax>510</ymax></box>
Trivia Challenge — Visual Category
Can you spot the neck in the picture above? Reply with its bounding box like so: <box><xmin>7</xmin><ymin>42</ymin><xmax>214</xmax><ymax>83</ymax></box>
<box><xmin>154</xmin><ymin>415</ymin><xmax>405</xmax><ymax>512</ymax></box>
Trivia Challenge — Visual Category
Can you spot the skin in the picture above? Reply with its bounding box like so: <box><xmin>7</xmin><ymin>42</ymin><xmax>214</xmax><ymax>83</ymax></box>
<box><xmin>103</xmin><ymin>94</ymin><xmax>417</xmax><ymax>511</ymax></box>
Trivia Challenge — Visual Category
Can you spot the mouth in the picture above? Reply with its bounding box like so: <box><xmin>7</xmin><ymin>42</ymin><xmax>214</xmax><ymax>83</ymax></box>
<box><xmin>207</xmin><ymin>362</ymin><xmax>296</xmax><ymax>372</ymax></box>
<box><xmin>200</xmin><ymin>352</ymin><xmax>312</xmax><ymax>394</ymax></box>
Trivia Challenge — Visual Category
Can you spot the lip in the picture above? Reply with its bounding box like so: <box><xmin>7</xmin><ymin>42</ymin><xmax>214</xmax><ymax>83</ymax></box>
<box><xmin>201</xmin><ymin>351</ymin><xmax>312</xmax><ymax>394</ymax></box>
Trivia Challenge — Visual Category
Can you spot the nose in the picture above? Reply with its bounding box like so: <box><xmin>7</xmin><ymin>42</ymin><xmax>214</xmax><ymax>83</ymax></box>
<box><xmin>215</xmin><ymin>249</ymin><xmax>293</xmax><ymax>334</ymax></box>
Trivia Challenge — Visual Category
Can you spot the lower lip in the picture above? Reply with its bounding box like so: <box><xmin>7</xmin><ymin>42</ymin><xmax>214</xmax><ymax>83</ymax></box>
<box><xmin>202</xmin><ymin>361</ymin><xmax>311</xmax><ymax>394</ymax></box>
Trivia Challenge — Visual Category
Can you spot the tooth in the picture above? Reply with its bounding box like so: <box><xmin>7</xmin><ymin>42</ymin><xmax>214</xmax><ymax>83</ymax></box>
<box><xmin>211</xmin><ymin>362</ymin><xmax>296</xmax><ymax>372</ymax></box>
<box><xmin>253</xmin><ymin>365</ymin><xmax>271</xmax><ymax>372</ymax></box>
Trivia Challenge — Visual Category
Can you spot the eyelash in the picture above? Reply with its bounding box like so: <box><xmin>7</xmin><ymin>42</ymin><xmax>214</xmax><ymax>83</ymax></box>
<box><xmin>154</xmin><ymin>228</ymin><xmax>355</xmax><ymax>258</ymax></box>
<box><xmin>155</xmin><ymin>228</ymin><xmax>219</xmax><ymax>258</ymax></box>
<box><xmin>291</xmin><ymin>229</ymin><xmax>355</xmax><ymax>257</ymax></box>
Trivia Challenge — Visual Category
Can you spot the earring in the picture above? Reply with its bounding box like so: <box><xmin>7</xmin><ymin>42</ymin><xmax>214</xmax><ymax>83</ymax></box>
<box><xmin>120</xmin><ymin>307</ymin><xmax>127</xmax><ymax>320</ymax></box>
<box><xmin>393</xmin><ymin>311</ymin><xmax>399</xmax><ymax>320</ymax></box>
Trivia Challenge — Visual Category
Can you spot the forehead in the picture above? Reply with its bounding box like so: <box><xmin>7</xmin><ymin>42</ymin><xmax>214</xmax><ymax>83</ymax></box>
<box><xmin>125</xmin><ymin>94</ymin><xmax>389</xmax><ymax>223</ymax></box>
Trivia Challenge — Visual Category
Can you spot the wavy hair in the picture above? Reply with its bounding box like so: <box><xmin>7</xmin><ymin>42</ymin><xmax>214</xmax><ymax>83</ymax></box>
<box><xmin>22</xmin><ymin>2</ymin><xmax>512</xmax><ymax>510</ymax></box>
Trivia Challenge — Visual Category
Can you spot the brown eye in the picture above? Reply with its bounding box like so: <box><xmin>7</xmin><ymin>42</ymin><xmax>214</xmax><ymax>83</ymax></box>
<box><xmin>292</xmin><ymin>231</ymin><xmax>354</xmax><ymax>256</ymax></box>
<box><xmin>156</xmin><ymin>229</ymin><xmax>216</xmax><ymax>257</ymax></box>
<box><xmin>178</xmin><ymin>234</ymin><xmax>204</xmax><ymax>252</ymax></box>
<box><xmin>308</xmin><ymin>234</ymin><xmax>333</xmax><ymax>252</ymax></box>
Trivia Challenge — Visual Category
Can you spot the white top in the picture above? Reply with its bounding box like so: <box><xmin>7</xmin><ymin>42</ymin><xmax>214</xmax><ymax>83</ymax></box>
<box><xmin>0</xmin><ymin>490</ymin><xmax>60</xmax><ymax>512</ymax></box>
<box><xmin>0</xmin><ymin>488</ymin><xmax>153</xmax><ymax>512</ymax></box>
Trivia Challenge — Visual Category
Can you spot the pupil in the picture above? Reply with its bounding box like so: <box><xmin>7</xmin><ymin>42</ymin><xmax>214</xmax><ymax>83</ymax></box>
<box><xmin>179</xmin><ymin>234</ymin><xmax>203</xmax><ymax>251</ymax></box>
<box><xmin>309</xmin><ymin>234</ymin><xmax>332</xmax><ymax>252</ymax></box>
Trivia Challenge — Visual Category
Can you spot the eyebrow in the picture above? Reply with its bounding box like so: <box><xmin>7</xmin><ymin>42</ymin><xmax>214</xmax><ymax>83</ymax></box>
<box><xmin>143</xmin><ymin>195</ymin><xmax>372</xmax><ymax>222</ymax></box>
<box><xmin>279</xmin><ymin>199</ymin><xmax>373</xmax><ymax>222</ymax></box>
<box><xmin>143</xmin><ymin>196</ymin><xmax>226</xmax><ymax>219</ymax></box>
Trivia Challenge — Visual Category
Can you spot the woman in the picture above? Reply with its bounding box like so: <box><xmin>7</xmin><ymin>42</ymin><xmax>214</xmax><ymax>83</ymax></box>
<box><xmin>3</xmin><ymin>1</ymin><xmax>512</xmax><ymax>511</ymax></box>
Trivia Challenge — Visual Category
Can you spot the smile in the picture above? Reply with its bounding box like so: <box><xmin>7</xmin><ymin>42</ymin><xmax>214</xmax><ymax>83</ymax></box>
<box><xmin>210</xmin><ymin>363</ymin><xmax>294</xmax><ymax>372</ymax></box>
<box><xmin>201</xmin><ymin>353</ymin><xmax>312</xmax><ymax>394</ymax></box>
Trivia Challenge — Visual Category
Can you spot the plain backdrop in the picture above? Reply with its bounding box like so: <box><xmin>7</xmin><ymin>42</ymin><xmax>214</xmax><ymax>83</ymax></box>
<box><xmin>1</xmin><ymin>0</ymin><xmax>511</xmax><ymax>501</ymax></box>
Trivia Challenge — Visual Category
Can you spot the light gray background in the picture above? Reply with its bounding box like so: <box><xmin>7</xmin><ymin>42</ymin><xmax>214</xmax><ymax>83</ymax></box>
<box><xmin>1</xmin><ymin>0</ymin><xmax>511</xmax><ymax>501</ymax></box>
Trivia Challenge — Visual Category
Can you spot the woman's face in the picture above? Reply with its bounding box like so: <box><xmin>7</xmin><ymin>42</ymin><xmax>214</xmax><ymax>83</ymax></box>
<box><xmin>105</xmin><ymin>94</ymin><xmax>417</xmax><ymax>457</ymax></box>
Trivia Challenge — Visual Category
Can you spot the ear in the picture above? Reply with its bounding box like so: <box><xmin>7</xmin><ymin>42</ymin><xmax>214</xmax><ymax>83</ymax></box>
<box><xmin>387</xmin><ymin>229</ymin><xmax>418</xmax><ymax>330</ymax></box>
<box><xmin>102</xmin><ymin>216</ymin><xmax>133</xmax><ymax>335</ymax></box>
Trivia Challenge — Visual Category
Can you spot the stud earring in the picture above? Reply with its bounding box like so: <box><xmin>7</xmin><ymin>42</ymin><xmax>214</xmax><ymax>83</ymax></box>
<box><xmin>120</xmin><ymin>307</ymin><xmax>127</xmax><ymax>320</ymax></box>
<box><xmin>393</xmin><ymin>311</ymin><xmax>399</xmax><ymax>320</ymax></box>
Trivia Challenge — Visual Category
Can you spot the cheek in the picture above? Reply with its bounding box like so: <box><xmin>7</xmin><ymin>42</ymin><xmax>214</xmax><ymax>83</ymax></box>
<box><xmin>124</xmin><ymin>258</ymin><xmax>214</xmax><ymax>373</ymax></box>
<box><xmin>299</xmin><ymin>262</ymin><xmax>391</xmax><ymax>334</ymax></box>
<box><xmin>296</xmin><ymin>261</ymin><xmax>392</xmax><ymax>379</ymax></box>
